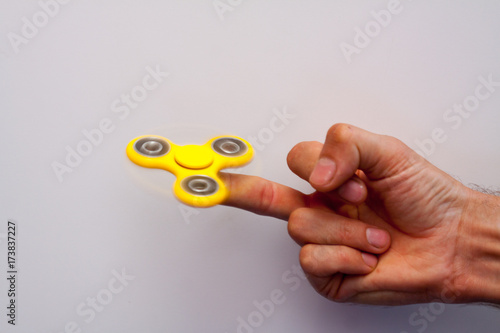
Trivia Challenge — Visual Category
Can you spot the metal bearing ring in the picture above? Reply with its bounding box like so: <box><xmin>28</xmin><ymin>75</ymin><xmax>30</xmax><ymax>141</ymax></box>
<box><xmin>134</xmin><ymin>137</ymin><xmax>170</xmax><ymax>157</ymax></box>
<box><xmin>181</xmin><ymin>175</ymin><xmax>218</xmax><ymax>196</ymax></box>
<box><xmin>212</xmin><ymin>137</ymin><xmax>247</xmax><ymax>157</ymax></box>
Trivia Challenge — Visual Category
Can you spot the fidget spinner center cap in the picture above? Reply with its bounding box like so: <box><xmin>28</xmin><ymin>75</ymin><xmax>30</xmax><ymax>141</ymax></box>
<box><xmin>174</xmin><ymin>145</ymin><xmax>214</xmax><ymax>169</ymax></box>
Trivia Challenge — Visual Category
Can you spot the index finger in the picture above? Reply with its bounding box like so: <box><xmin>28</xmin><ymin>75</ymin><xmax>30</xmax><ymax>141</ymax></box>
<box><xmin>220</xmin><ymin>173</ymin><xmax>308</xmax><ymax>221</ymax></box>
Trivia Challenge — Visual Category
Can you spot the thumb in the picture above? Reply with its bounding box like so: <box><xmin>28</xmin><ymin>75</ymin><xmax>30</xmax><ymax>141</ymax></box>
<box><xmin>309</xmin><ymin>123</ymin><xmax>421</xmax><ymax>192</ymax></box>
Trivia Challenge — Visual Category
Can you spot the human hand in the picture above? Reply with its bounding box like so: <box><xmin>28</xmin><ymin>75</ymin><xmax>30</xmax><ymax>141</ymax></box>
<box><xmin>222</xmin><ymin>124</ymin><xmax>500</xmax><ymax>305</ymax></box>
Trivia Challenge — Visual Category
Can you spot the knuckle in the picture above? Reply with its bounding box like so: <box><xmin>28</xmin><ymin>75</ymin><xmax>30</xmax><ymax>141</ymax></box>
<box><xmin>331</xmin><ymin>293</ymin><xmax>349</xmax><ymax>303</ymax></box>
<box><xmin>256</xmin><ymin>179</ymin><xmax>277</xmax><ymax>215</ymax></box>
<box><xmin>381</xmin><ymin>134</ymin><xmax>423</xmax><ymax>170</ymax></box>
<box><xmin>327</xmin><ymin>123</ymin><xmax>354</xmax><ymax>145</ymax></box>
<box><xmin>287</xmin><ymin>208</ymin><xmax>310</xmax><ymax>241</ymax></box>
<box><xmin>299</xmin><ymin>245</ymin><xmax>317</xmax><ymax>273</ymax></box>
<box><xmin>335</xmin><ymin>247</ymin><xmax>350</xmax><ymax>266</ymax></box>
<box><xmin>332</xmin><ymin>224</ymin><xmax>354</xmax><ymax>245</ymax></box>
<box><xmin>286</xmin><ymin>141</ymin><xmax>319</xmax><ymax>167</ymax></box>
<box><xmin>384</xmin><ymin>135</ymin><xmax>407</xmax><ymax>153</ymax></box>
<box><xmin>381</xmin><ymin>134</ymin><xmax>411</xmax><ymax>155</ymax></box>
<box><xmin>286</xmin><ymin>142</ymin><xmax>304</xmax><ymax>165</ymax></box>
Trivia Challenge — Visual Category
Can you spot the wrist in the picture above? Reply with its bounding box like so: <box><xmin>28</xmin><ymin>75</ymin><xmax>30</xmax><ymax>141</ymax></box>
<box><xmin>452</xmin><ymin>188</ymin><xmax>500</xmax><ymax>304</ymax></box>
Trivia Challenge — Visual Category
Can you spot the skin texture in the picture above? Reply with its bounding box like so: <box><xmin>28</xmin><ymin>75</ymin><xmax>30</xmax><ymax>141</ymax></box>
<box><xmin>221</xmin><ymin>123</ymin><xmax>500</xmax><ymax>305</ymax></box>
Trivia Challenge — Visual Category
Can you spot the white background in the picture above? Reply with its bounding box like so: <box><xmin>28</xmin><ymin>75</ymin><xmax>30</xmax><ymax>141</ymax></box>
<box><xmin>1</xmin><ymin>1</ymin><xmax>500</xmax><ymax>332</ymax></box>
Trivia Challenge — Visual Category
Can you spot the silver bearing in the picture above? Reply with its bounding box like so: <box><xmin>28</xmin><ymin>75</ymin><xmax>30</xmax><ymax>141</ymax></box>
<box><xmin>181</xmin><ymin>175</ymin><xmax>218</xmax><ymax>196</ymax></box>
<box><xmin>134</xmin><ymin>137</ymin><xmax>170</xmax><ymax>157</ymax></box>
<box><xmin>212</xmin><ymin>137</ymin><xmax>247</xmax><ymax>157</ymax></box>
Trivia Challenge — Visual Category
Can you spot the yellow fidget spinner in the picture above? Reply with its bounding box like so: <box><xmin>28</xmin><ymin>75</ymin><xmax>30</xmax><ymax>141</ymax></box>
<box><xmin>126</xmin><ymin>135</ymin><xmax>254</xmax><ymax>207</ymax></box>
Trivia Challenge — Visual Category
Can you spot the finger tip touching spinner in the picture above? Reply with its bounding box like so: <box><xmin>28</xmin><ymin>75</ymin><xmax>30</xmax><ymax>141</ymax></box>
<box><xmin>126</xmin><ymin>135</ymin><xmax>254</xmax><ymax>207</ymax></box>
